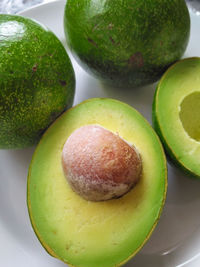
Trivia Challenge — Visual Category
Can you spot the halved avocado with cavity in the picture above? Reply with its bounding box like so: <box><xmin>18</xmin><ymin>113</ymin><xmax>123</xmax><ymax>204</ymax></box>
<box><xmin>153</xmin><ymin>57</ymin><xmax>200</xmax><ymax>177</ymax></box>
<box><xmin>28</xmin><ymin>98</ymin><xmax>167</xmax><ymax>267</ymax></box>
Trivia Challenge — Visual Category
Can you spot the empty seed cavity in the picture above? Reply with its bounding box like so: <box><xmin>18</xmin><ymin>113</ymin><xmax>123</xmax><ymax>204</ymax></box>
<box><xmin>179</xmin><ymin>91</ymin><xmax>200</xmax><ymax>142</ymax></box>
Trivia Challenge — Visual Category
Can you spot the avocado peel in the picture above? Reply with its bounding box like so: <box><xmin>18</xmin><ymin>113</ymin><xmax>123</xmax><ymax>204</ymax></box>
<box><xmin>0</xmin><ymin>14</ymin><xmax>75</xmax><ymax>149</ymax></box>
<box><xmin>64</xmin><ymin>0</ymin><xmax>190</xmax><ymax>88</ymax></box>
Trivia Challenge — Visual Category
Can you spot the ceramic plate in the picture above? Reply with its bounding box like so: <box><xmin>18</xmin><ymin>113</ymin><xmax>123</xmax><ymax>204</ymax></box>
<box><xmin>1</xmin><ymin>1</ymin><xmax>200</xmax><ymax>266</ymax></box>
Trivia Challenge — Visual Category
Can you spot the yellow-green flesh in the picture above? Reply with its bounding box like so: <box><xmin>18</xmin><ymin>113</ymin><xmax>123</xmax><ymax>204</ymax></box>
<box><xmin>28</xmin><ymin>98</ymin><xmax>167</xmax><ymax>267</ymax></box>
<box><xmin>155</xmin><ymin>57</ymin><xmax>200</xmax><ymax>176</ymax></box>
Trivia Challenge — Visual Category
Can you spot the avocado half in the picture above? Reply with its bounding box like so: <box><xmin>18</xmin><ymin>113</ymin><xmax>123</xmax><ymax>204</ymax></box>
<box><xmin>0</xmin><ymin>14</ymin><xmax>75</xmax><ymax>149</ymax></box>
<box><xmin>64</xmin><ymin>0</ymin><xmax>190</xmax><ymax>88</ymax></box>
<box><xmin>153</xmin><ymin>57</ymin><xmax>200</xmax><ymax>177</ymax></box>
<box><xmin>28</xmin><ymin>98</ymin><xmax>167</xmax><ymax>267</ymax></box>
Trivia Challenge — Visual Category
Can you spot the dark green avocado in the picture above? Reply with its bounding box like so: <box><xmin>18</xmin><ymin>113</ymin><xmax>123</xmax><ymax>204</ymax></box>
<box><xmin>153</xmin><ymin>57</ymin><xmax>200</xmax><ymax>178</ymax></box>
<box><xmin>0</xmin><ymin>14</ymin><xmax>75</xmax><ymax>149</ymax></box>
<box><xmin>64</xmin><ymin>0</ymin><xmax>190</xmax><ymax>88</ymax></box>
<box><xmin>28</xmin><ymin>98</ymin><xmax>167</xmax><ymax>267</ymax></box>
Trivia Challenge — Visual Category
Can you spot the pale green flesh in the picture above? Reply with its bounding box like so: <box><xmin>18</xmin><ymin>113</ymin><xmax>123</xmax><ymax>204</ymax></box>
<box><xmin>179</xmin><ymin>92</ymin><xmax>200</xmax><ymax>141</ymax></box>
<box><xmin>28</xmin><ymin>98</ymin><xmax>166</xmax><ymax>267</ymax></box>
<box><xmin>156</xmin><ymin>58</ymin><xmax>200</xmax><ymax>176</ymax></box>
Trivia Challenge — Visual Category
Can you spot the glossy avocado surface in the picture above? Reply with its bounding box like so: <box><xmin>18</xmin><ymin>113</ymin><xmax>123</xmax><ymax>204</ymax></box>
<box><xmin>0</xmin><ymin>14</ymin><xmax>75</xmax><ymax>149</ymax></box>
<box><xmin>64</xmin><ymin>0</ymin><xmax>190</xmax><ymax>88</ymax></box>
<box><xmin>153</xmin><ymin>57</ymin><xmax>200</xmax><ymax>178</ymax></box>
<box><xmin>28</xmin><ymin>98</ymin><xmax>167</xmax><ymax>267</ymax></box>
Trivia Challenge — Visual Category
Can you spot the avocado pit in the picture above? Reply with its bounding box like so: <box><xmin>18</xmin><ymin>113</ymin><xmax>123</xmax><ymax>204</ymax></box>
<box><xmin>62</xmin><ymin>125</ymin><xmax>142</xmax><ymax>201</ymax></box>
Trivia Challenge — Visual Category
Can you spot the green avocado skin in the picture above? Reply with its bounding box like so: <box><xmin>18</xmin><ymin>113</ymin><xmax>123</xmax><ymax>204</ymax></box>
<box><xmin>64</xmin><ymin>0</ymin><xmax>190</xmax><ymax>88</ymax></box>
<box><xmin>0</xmin><ymin>15</ymin><xmax>75</xmax><ymax>149</ymax></box>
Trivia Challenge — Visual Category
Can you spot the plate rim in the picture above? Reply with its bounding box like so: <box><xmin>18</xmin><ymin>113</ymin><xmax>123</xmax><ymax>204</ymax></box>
<box><xmin>17</xmin><ymin>0</ymin><xmax>64</xmax><ymax>15</ymax></box>
<box><xmin>3</xmin><ymin>1</ymin><xmax>200</xmax><ymax>267</ymax></box>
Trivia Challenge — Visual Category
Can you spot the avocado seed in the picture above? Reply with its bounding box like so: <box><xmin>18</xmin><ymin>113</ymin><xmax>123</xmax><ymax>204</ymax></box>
<box><xmin>62</xmin><ymin>125</ymin><xmax>142</xmax><ymax>201</ymax></box>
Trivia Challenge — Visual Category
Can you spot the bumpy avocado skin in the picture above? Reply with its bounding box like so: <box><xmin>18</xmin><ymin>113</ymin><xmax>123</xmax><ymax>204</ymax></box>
<box><xmin>0</xmin><ymin>15</ymin><xmax>75</xmax><ymax>149</ymax></box>
<box><xmin>64</xmin><ymin>0</ymin><xmax>190</xmax><ymax>88</ymax></box>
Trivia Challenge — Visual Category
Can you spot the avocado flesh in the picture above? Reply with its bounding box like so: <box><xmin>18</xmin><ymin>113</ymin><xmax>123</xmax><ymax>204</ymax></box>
<box><xmin>28</xmin><ymin>98</ymin><xmax>167</xmax><ymax>267</ymax></box>
<box><xmin>0</xmin><ymin>15</ymin><xmax>75</xmax><ymax>149</ymax></box>
<box><xmin>153</xmin><ymin>57</ymin><xmax>200</xmax><ymax>177</ymax></box>
<box><xmin>64</xmin><ymin>0</ymin><xmax>190</xmax><ymax>88</ymax></box>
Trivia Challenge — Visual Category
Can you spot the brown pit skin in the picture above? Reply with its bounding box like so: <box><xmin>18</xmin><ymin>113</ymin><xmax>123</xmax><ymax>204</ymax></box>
<box><xmin>62</xmin><ymin>125</ymin><xmax>142</xmax><ymax>202</ymax></box>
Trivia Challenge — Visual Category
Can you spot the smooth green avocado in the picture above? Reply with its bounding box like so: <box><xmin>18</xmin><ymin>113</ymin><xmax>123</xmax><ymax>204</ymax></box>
<box><xmin>0</xmin><ymin>14</ymin><xmax>75</xmax><ymax>149</ymax></box>
<box><xmin>28</xmin><ymin>98</ymin><xmax>167</xmax><ymax>267</ymax></box>
<box><xmin>153</xmin><ymin>57</ymin><xmax>200</xmax><ymax>178</ymax></box>
<box><xmin>64</xmin><ymin>0</ymin><xmax>190</xmax><ymax>88</ymax></box>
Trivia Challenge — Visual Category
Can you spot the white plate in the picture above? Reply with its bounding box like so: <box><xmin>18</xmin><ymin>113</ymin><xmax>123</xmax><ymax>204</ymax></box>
<box><xmin>1</xmin><ymin>1</ymin><xmax>200</xmax><ymax>266</ymax></box>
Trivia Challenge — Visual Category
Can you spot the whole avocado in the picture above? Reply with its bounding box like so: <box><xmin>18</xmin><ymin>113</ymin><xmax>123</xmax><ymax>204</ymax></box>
<box><xmin>0</xmin><ymin>15</ymin><xmax>75</xmax><ymax>149</ymax></box>
<box><xmin>64</xmin><ymin>0</ymin><xmax>190</xmax><ymax>88</ymax></box>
